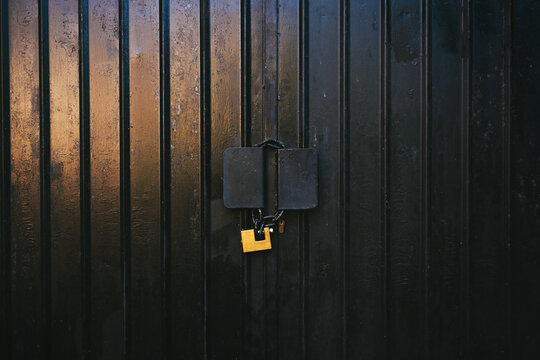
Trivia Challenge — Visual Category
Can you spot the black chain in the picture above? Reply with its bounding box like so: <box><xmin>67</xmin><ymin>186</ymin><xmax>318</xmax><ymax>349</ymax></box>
<box><xmin>252</xmin><ymin>209</ymin><xmax>284</xmax><ymax>236</ymax></box>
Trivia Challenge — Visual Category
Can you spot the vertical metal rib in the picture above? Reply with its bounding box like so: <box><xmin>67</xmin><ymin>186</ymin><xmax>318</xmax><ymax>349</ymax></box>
<box><xmin>274</xmin><ymin>5</ymin><xmax>281</xmax><ymax>355</ymax></box>
<box><xmin>379</xmin><ymin>0</ymin><xmax>390</xmax><ymax>358</ymax></box>
<box><xmin>241</xmin><ymin>0</ymin><xmax>252</xmax><ymax>149</ymax></box>
<box><xmin>339</xmin><ymin>0</ymin><xmax>350</xmax><ymax>357</ymax></box>
<box><xmin>420</xmin><ymin>0</ymin><xmax>431</xmax><ymax>358</ymax></box>
<box><xmin>240</xmin><ymin>0</ymin><xmax>251</xmax><ymax>357</ymax></box>
<box><xmin>199</xmin><ymin>0</ymin><xmax>211</xmax><ymax>357</ymax></box>
<box><xmin>0</xmin><ymin>0</ymin><xmax>12</xmax><ymax>357</ymax></box>
<box><xmin>38</xmin><ymin>1</ymin><xmax>52</xmax><ymax>357</ymax></box>
<box><xmin>298</xmin><ymin>0</ymin><xmax>309</xmax><ymax>358</ymax></box>
<box><xmin>460</xmin><ymin>0</ymin><xmax>471</xmax><ymax>356</ymax></box>
<box><xmin>79</xmin><ymin>0</ymin><xmax>91</xmax><ymax>357</ymax></box>
<box><xmin>119</xmin><ymin>0</ymin><xmax>131</xmax><ymax>357</ymax></box>
<box><xmin>502</xmin><ymin>0</ymin><xmax>513</xmax><ymax>356</ymax></box>
<box><xmin>159</xmin><ymin>0</ymin><xmax>171</xmax><ymax>358</ymax></box>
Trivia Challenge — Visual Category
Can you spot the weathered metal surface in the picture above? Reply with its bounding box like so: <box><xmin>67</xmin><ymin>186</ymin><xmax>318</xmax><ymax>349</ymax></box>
<box><xmin>0</xmin><ymin>0</ymin><xmax>539</xmax><ymax>359</ymax></box>
<box><xmin>223</xmin><ymin>147</ymin><xmax>265</xmax><ymax>209</ymax></box>
<box><xmin>49</xmin><ymin>0</ymin><xmax>81</xmax><ymax>357</ymax></box>
<box><xmin>7</xmin><ymin>0</ymin><xmax>42</xmax><ymax>357</ymax></box>
<box><xmin>278</xmin><ymin>148</ymin><xmax>318</xmax><ymax>210</ymax></box>
<box><xmin>169</xmin><ymin>0</ymin><xmax>203</xmax><ymax>356</ymax></box>
<box><xmin>88</xmin><ymin>0</ymin><xmax>122</xmax><ymax>357</ymax></box>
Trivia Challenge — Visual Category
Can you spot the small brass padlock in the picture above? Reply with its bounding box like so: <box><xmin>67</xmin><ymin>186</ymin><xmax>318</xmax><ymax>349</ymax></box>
<box><xmin>241</xmin><ymin>226</ymin><xmax>272</xmax><ymax>253</ymax></box>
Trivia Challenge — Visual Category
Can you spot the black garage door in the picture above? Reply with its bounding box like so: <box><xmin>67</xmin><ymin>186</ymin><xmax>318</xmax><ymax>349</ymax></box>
<box><xmin>1</xmin><ymin>0</ymin><xmax>539</xmax><ymax>358</ymax></box>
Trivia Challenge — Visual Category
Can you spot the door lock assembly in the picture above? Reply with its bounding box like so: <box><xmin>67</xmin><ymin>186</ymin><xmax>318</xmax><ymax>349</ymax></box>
<box><xmin>223</xmin><ymin>139</ymin><xmax>318</xmax><ymax>253</ymax></box>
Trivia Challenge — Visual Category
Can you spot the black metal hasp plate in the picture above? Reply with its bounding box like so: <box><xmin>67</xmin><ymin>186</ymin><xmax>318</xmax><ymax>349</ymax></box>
<box><xmin>223</xmin><ymin>143</ymin><xmax>318</xmax><ymax>210</ymax></box>
<box><xmin>223</xmin><ymin>147</ymin><xmax>265</xmax><ymax>208</ymax></box>
<box><xmin>278</xmin><ymin>149</ymin><xmax>318</xmax><ymax>210</ymax></box>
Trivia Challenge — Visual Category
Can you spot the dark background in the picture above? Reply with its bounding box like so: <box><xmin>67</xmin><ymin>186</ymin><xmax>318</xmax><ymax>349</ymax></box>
<box><xmin>1</xmin><ymin>0</ymin><xmax>539</xmax><ymax>359</ymax></box>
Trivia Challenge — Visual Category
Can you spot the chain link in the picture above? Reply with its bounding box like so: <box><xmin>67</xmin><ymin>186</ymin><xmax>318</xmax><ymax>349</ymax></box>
<box><xmin>251</xmin><ymin>208</ymin><xmax>284</xmax><ymax>235</ymax></box>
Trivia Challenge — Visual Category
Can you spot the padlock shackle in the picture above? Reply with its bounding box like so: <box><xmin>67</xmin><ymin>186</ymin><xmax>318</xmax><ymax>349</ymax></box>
<box><xmin>254</xmin><ymin>138</ymin><xmax>286</xmax><ymax>150</ymax></box>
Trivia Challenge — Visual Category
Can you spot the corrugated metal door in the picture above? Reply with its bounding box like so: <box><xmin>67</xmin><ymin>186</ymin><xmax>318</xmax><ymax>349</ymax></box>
<box><xmin>1</xmin><ymin>0</ymin><xmax>539</xmax><ymax>359</ymax></box>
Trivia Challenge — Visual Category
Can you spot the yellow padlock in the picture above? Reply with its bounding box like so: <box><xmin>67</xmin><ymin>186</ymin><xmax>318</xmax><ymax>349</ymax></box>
<box><xmin>241</xmin><ymin>226</ymin><xmax>272</xmax><ymax>253</ymax></box>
